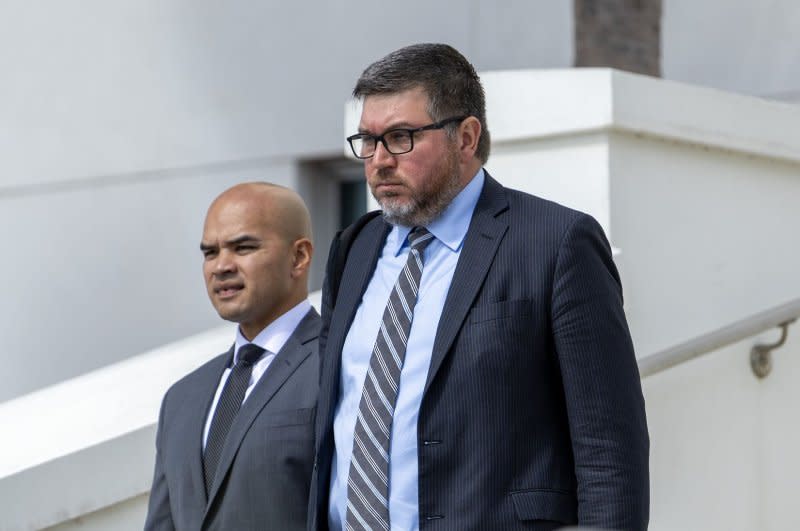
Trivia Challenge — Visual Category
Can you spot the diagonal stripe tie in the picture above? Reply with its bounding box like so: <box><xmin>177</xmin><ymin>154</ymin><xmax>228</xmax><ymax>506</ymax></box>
<box><xmin>345</xmin><ymin>227</ymin><xmax>433</xmax><ymax>530</ymax></box>
<box><xmin>202</xmin><ymin>343</ymin><xmax>264</xmax><ymax>496</ymax></box>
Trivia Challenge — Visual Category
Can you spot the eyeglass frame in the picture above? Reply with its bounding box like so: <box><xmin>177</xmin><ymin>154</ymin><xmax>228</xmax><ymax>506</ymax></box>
<box><xmin>346</xmin><ymin>115</ymin><xmax>468</xmax><ymax>159</ymax></box>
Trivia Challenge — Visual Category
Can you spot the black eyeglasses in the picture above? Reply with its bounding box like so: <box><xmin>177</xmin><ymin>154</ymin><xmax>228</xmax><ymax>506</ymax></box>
<box><xmin>346</xmin><ymin>116</ymin><xmax>467</xmax><ymax>159</ymax></box>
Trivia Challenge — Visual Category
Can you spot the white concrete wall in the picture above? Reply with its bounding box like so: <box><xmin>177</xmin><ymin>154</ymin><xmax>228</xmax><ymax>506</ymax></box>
<box><xmin>663</xmin><ymin>0</ymin><xmax>800</xmax><ymax>98</ymax></box>
<box><xmin>0</xmin><ymin>326</ymin><xmax>229</xmax><ymax>530</ymax></box>
<box><xmin>4</xmin><ymin>0</ymin><xmax>800</xmax><ymax>403</ymax></box>
<box><xmin>0</xmin><ymin>2</ymin><xmax>571</xmax><ymax>191</ymax></box>
<box><xmin>0</xmin><ymin>1</ymin><xmax>572</xmax><ymax>402</ymax></box>
<box><xmin>0</xmin><ymin>164</ymin><xmax>297</xmax><ymax>404</ymax></box>
<box><xmin>44</xmin><ymin>495</ymin><xmax>149</xmax><ymax>531</ymax></box>
<box><xmin>481</xmin><ymin>68</ymin><xmax>800</xmax><ymax>531</ymax></box>
<box><xmin>26</xmin><ymin>340</ymin><xmax>800</xmax><ymax>531</ymax></box>
<box><xmin>5</xmin><ymin>69</ymin><xmax>800</xmax><ymax>531</ymax></box>
<box><xmin>5</xmin><ymin>1</ymin><xmax>800</xmax><ymax>526</ymax></box>
<box><xmin>643</xmin><ymin>335</ymin><xmax>800</xmax><ymax>531</ymax></box>
<box><xmin>1</xmin><ymin>295</ymin><xmax>323</xmax><ymax>531</ymax></box>
<box><xmin>481</xmin><ymin>68</ymin><xmax>800</xmax><ymax>353</ymax></box>
<box><xmin>610</xmin><ymin>132</ymin><xmax>800</xmax><ymax>355</ymax></box>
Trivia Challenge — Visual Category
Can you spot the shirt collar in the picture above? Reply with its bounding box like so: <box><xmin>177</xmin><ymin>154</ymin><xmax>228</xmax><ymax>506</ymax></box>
<box><xmin>233</xmin><ymin>299</ymin><xmax>311</xmax><ymax>362</ymax></box>
<box><xmin>387</xmin><ymin>168</ymin><xmax>485</xmax><ymax>255</ymax></box>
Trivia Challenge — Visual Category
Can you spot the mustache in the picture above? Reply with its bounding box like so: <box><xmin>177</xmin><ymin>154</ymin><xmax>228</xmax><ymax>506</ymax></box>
<box><xmin>374</xmin><ymin>168</ymin><xmax>400</xmax><ymax>181</ymax></box>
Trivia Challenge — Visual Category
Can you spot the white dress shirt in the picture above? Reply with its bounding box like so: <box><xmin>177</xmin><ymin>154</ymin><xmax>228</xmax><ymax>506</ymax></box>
<box><xmin>202</xmin><ymin>299</ymin><xmax>311</xmax><ymax>449</ymax></box>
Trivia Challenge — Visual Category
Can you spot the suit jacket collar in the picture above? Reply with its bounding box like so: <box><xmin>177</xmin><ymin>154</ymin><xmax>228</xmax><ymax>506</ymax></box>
<box><xmin>320</xmin><ymin>171</ymin><xmax>508</xmax><ymax>419</ymax></box>
<box><xmin>317</xmin><ymin>214</ymin><xmax>389</xmax><ymax>457</ymax></box>
<box><xmin>424</xmin><ymin>171</ymin><xmax>509</xmax><ymax>391</ymax></box>
<box><xmin>314</xmin><ymin>173</ymin><xmax>507</xmax><ymax>522</ymax></box>
<box><xmin>183</xmin><ymin>349</ymin><xmax>231</xmax><ymax>510</ymax></box>
<box><xmin>204</xmin><ymin>308</ymin><xmax>320</xmax><ymax>516</ymax></box>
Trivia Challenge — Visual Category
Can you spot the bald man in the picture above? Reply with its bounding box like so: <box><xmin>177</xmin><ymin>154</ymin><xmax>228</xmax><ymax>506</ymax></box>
<box><xmin>145</xmin><ymin>183</ymin><xmax>320</xmax><ymax>531</ymax></box>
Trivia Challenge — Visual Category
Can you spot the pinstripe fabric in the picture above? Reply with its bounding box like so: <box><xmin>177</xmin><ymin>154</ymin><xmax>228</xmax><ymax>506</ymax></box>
<box><xmin>311</xmin><ymin>174</ymin><xmax>649</xmax><ymax>531</ymax></box>
<box><xmin>345</xmin><ymin>227</ymin><xmax>433</xmax><ymax>531</ymax></box>
<box><xmin>147</xmin><ymin>309</ymin><xmax>320</xmax><ymax>531</ymax></box>
<box><xmin>202</xmin><ymin>343</ymin><xmax>264</xmax><ymax>495</ymax></box>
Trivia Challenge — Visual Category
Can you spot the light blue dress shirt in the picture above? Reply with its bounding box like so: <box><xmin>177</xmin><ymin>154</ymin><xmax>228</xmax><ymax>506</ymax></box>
<box><xmin>328</xmin><ymin>169</ymin><xmax>485</xmax><ymax>530</ymax></box>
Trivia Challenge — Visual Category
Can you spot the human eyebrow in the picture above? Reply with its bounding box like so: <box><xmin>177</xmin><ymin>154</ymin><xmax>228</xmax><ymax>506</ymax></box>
<box><xmin>225</xmin><ymin>235</ymin><xmax>261</xmax><ymax>247</ymax></box>
<box><xmin>358</xmin><ymin>122</ymin><xmax>415</xmax><ymax>135</ymax></box>
<box><xmin>199</xmin><ymin>242</ymin><xmax>217</xmax><ymax>252</ymax></box>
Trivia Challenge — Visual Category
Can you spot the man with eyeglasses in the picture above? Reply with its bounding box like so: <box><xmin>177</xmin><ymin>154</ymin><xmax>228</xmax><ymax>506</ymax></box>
<box><xmin>309</xmin><ymin>43</ymin><xmax>649</xmax><ymax>531</ymax></box>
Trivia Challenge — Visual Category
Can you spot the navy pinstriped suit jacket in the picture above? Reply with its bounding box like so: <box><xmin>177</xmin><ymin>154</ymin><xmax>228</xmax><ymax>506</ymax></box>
<box><xmin>309</xmin><ymin>174</ymin><xmax>649</xmax><ymax>531</ymax></box>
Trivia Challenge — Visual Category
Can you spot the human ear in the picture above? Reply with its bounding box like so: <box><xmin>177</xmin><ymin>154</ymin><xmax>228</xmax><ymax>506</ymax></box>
<box><xmin>290</xmin><ymin>238</ymin><xmax>313</xmax><ymax>277</ymax></box>
<box><xmin>458</xmin><ymin>116</ymin><xmax>481</xmax><ymax>158</ymax></box>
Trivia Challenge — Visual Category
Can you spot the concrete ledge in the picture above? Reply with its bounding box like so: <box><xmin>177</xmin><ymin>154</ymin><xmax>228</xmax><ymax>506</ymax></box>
<box><xmin>479</xmin><ymin>68</ymin><xmax>800</xmax><ymax>163</ymax></box>
<box><xmin>0</xmin><ymin>292</ymin><xmax>321</xmax><ymax>530</ymax></box>
<box><xmin>2</xmin><ymin>426</ymin><xmax>155</xmax><ymax>530</ymax></box>
<box><xmin>0</xmin><ymin>326</ymin><xmax>232</xmax><ymax>530</ymax></box>
<box><xmin>346</xmin><ymin>68</ymin><xmax>800</xmax><ymax>164</ymax></box>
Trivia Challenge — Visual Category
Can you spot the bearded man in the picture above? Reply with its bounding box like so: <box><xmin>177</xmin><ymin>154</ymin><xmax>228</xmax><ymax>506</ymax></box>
<box><xmin>309</xmin><ymin>43</ymin><xmax>649</xmax><ymax>531</ymax></box>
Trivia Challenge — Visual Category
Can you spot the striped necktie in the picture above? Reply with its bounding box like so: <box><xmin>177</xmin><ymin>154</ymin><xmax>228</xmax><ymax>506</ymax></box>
<box><xmin>345</xmin><ymin>227</ymin><xmax>434</xmax><ymax>530</ymax></box>
<box><xmin>203</xmin><ymin>343</ymin><xmax>264</xmax><ymax>495</ymax></box>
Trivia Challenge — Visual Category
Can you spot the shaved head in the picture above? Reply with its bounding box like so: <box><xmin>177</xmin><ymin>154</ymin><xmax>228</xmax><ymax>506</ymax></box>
<box><xmin>201</xmin><ymin>182</ymin><xmax>313</xmax><ymax>340</ymax></box>
<box><xmin>207</xmin><ymin>182</ymin><xmax>312</xmax><ymax>244</ymax></box>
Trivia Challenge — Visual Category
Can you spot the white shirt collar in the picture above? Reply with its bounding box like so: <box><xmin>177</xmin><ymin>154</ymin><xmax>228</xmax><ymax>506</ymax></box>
<box><xmin>233</xmin><ymin>299</ymin><xmax>311</xmax><ymax>362</ymax></box>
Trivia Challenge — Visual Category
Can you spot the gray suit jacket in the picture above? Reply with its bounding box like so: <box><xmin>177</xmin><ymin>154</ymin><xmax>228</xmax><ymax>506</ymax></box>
<box><xmin>310</xmin><ymin>174</ymin><xmax>649</xmax><ymax>530</ymax></box>
<box><xmin>145</xmin><ymin>308</ymin><xmax>320</xmax><ymax>531</ymax></box>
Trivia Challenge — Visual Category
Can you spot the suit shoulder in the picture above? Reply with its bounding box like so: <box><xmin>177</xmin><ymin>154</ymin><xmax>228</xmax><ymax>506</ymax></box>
<box><xmin>295</xmin><ymin>306</ymin><xmax>322</xmax><ymax>343</ymax></box>
<box><xmin>305</xmin><ymin>306</ymin><xmax>322</xmax><ymax>328</ymax></box>
<box><xmin>502</xmin><ymin>186</ymin><xmax>595</xmax><ymax>231</ymax></box>
<box><xmin>162</xmin><ymin>351</ymin><xmax>228</xmax><ymax>401</ymax></box>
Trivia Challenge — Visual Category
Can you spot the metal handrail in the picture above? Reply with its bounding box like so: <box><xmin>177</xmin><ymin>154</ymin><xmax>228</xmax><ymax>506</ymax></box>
<box><xmin>638</xmin><ymin>297</ymin><xmax>800</xmax><ymax>378</ymax></box>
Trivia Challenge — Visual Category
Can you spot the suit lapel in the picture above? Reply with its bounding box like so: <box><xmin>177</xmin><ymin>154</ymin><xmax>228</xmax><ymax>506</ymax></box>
<box><xmin>424</xmin><ymin>174</ymin><xmax>509</xmax><ymax>393</ymax></box>
<box><xmin>318</xmin><ymin>216</ymin><xmax>389</xmax><ymax>449</ymax></box>
<box><xmin>182</xmin><ymin>348</ymin><xmax>231</xmax><ymax>509</ymax></box>
<box><xmin>328</xmin><ymin>218</ymin><xmax>390</xmax><ymax>361</ymax></box>
<box><xmin>204</xmin><ymin>309</ymin><xmax>320</xmax><ymax>513</ymax></box>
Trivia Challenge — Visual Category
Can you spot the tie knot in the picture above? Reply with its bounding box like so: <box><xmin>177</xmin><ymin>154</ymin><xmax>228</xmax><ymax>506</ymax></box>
<box><xmin>237</xmin><ymin>344</ymin><xmax>265</xmax><ymax>366</ymax></box>
<box><xmin>408</xmin><ymin>227</ymin><xmax>433</xmax><ymax>252</ymax></box>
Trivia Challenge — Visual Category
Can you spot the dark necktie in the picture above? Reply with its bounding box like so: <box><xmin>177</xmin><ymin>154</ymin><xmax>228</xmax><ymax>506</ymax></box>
<box><xmin>203</xmin><ymin>343</ymin><xmax>265</xmax><ymax>495</ymax></box>
<box><xmin>345</xmin><ymin>227</ymin><xmax>434</xmax><ymax>531</ymax></box>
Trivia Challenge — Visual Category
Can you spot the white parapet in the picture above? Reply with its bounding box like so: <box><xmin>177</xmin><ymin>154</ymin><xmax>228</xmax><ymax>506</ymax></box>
<box><xmin>475</xmin><ymin>68</ymin><xmax>800</xmax><ymax>356</ymax></box>
<box><xmin>477</xmin><ymin>68</ymin><xmax>800</xmax><ymax>531</ymax></box>
<box><xmin>347</xmin><ymin>67</ymin><xmax>800</xmax><ymax>531</ymax></box>
<box><xmin>0</xmin><ymin>325</ymin><xmax>233</xmax><ymax>530</ymax></box>
<box><xmin>0</xmin><ymin>293</ymin><xmax>321</xmax><ymax>531</ymax></box>
<box><xmin>7</xmin><ymin>68</ymin><xmax>800</xmax><ymax>530</ymax></box>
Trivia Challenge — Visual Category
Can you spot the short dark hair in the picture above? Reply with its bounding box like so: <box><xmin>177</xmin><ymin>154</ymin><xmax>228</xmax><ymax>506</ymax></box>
<box><xmin>353</xmin><ymin>43</ymin><xmax>490</xmax><ymax>164</ymax></box>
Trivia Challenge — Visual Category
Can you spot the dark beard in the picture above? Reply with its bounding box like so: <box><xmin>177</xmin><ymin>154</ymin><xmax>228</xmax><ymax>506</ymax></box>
<box><xmin>376</xmin><ymin>149</ymin><xmax>462</xmax><ymax>227</ymax></box>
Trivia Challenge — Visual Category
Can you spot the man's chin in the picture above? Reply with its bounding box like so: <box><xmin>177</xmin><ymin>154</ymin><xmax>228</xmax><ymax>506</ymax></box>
<box><xmin>378</xmin><ymin>199</ymin><xmax>416</xmax><ymax>225</ymax></box>
<box><xmin>214</xmin><ymin>305</ymin><xmax>245</xmax><ymax>324</ymax></box>
<box><xmin>382</xmin><ymin>209</ymin><xmax>417</xmax><ymax>227</ymax></box>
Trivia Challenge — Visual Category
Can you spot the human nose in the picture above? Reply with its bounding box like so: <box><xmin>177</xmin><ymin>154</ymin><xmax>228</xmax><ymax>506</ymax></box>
<box><xmin>370</xmin><ymin>139</ymin><xmax>396</xmax><ymax>167</ymax></box>
<box><xmin>212</xmin><ymin>250</ymin><xmax>237</xmax><ymax>276</ymax></box>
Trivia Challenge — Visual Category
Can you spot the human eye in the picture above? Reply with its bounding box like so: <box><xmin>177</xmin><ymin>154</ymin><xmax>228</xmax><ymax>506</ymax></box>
<box><xmin>353</xmin><ymin>135</ymin><xmax>375</xmax><ymax>157</ymax></box>
<box><xmin>384</xmin><ymin>129</ymin><xmax>412</xmax><ymax>151</ymax></box>
<box><xmin>202</xmin><ymin>248</ymin><xmax>218</xmax><ymax>260</ymax></box>
<box><xmin>235</xmin><ymin>243</ymin><xmax>258</xmax><ymax>254</ymax></box>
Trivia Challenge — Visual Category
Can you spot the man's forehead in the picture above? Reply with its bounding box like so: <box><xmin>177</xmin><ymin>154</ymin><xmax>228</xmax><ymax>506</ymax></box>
<box><xmin>204</xmin><ymin>200</ymin><xmax>267</xmax><ymax>235</ymax></box>
<box><xmin>362</xmin><ymin>87</ymin><xmax>429</xmax><ymax>108</ymax></box>
<box><xmin>360</xmin><ymin>88</ymin><xmax>431</xmax><ymax>128</ymax></box>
